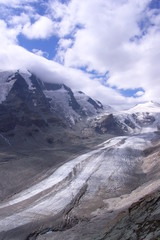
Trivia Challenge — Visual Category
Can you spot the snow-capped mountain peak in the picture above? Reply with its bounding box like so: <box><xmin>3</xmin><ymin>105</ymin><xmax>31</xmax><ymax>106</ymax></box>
<box><xmin>127</xmin><ymin>101</ymin><xmax>160</xmax><ymax>113</ymax></box>
<box><xmin>0</xmin><ymin>70</ymin><xmax>108</xmax><ymax>127</ymax></box>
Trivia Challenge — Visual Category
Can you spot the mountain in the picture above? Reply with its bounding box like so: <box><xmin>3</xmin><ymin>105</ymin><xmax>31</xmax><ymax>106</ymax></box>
<box><xmin>0</xmin><ymin>69</ymin><xmax>159</xmax><ymax>149</ymax></box>
<box><xmin>122</xmin><ymin>101</ymin><xmax>160</xmax><ymax>133</ymax></box>
<box><xmin>0</xmin><ymin>69</ymin><xmax>108</xmax><ymax>124</ymax></box>
<box><xmin>0</xmin><ymin>69</ymin><xmax>112</xmax><ymax>148</ymax></box>
<box><xmin>90</xmin><ymin>101</ymin><xmax>160</xmax><ymax>135</ymax></box>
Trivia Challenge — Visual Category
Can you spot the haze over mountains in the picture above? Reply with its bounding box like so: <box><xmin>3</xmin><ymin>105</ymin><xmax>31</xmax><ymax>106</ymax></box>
<box><xmin>0</xmin><ymin>69</ymin><xmax>160</xmax><ymax>240</ymax></box>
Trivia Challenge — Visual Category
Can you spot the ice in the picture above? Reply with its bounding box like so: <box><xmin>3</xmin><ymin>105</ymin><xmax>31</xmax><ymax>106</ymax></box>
<box><xmin>0</xmin><ymin>149</ymin><xmax>100</xmax><ymax>208</ymax></box>
<box><xmin>0</xmin><ymin>132</ymin><xmax>154</xmax><ymax>232</ymax></box>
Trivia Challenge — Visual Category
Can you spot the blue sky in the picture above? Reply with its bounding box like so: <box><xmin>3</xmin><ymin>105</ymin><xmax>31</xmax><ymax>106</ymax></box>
<box><xmin>0</xmin><ymin>0</ymin><xmax>160</xmax><ymax>108</ymax></box>
<box><xmin>18</xmin><ymin>35</ymin><xmax>59</xmax><ymax>59</ymax></box>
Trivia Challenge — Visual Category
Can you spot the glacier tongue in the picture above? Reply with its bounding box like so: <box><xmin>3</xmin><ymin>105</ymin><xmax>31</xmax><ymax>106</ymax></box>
<box><xmin>0</xmin><ymin>132</ymin><xmax>153</xmax><ymax>233</ymax></box>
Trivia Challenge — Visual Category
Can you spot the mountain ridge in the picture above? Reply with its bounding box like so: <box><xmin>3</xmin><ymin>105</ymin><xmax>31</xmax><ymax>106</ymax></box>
<box><xmin>1</xmin><ymin>69</ymin><xmax>160</xmax><ymax>148</ymax></box>
<box><xmin>0</xmin><ymin>69</ymin><xmax>110</xmax><ymax>121</ymax></box>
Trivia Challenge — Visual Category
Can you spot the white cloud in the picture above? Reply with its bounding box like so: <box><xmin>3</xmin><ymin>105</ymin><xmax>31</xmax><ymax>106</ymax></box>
<box><xmin>48</xmin><ymin>0</ymin><xmax>160</xmax><ymax>104</ymax></box>
<box><xmin>55</xmin><ymin>38</ymin><xmax>73</xmax><ymax>63</ymax></box>
<box><xmin>0</xmin><ymin>20</ymin><xmax>19</xmax><ymax>45</ymax></box>
<box><xmin>51</xmin><ymin>0</ymin><xmax>148</xmax><ymax>72</ymax></box>
<box><xmin>58</xmin><ymin>38</ymin><xmax>73</xmax><ymax>49</ymax></box>
<box><xmin>22</xmin><ymin>16</ymin><xmax>56</xmax><ymax>39</ymax></box>
<box><xmin>32</xmin><ymin>49</ymin><xmax>49</xmax><ymax>58</ymax></box>
<box><xmin>9</xmin><ymin>13</ymin><xmax>31</xmax><ymax>26</ymax></box>
<box><xmin>134</xmin><ymin>91</ymin><xmax>145</xmax><ymax>97</ymax></box>
<box><xmin>0</xmin><ymin>0</ymin><xmax>37</xmax><ymax>6</ymax></box>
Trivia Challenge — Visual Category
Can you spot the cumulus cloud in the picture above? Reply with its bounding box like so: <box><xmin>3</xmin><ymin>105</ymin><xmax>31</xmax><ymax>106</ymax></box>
<box><xmin>55</xmin><ymin>38</ymin><xmax>73</xmax><ymax>63</ymax></box>
<box><xmin>9</xmin><ymin>13</ymin><xmax>31</xmax><ymax>26</ymax></box>
<box><xmin>49</xmin><ymin>0</ymin><xmax>160</xmax><ymax>104</ymax></box>
<box><xmin>50</xmin><ymin>0</ymin><xmax>149</xmax><ymax>71</ymax></box>
<box><xmin>134</xmin><ymin>91</ymin><xmax>145</xmax><ymax>97</ymax></box>
<box><xmin>0</xmin><ymin>0</ymin><xmax>37</xmax><ymax>6</ymax></box>
<box><xmin>0</xmin><ymin>20</ymin><xmax>19</xmax><ymax>45</ymax></box>
<box><xmin>58</xmin><ymin>38</ymin><xmax>73</xmax><ymax>50</ymax></box>
<box><xmin>22</xmin><ymin>16</ymin><xmax>56</xmax><ymax>39</ymax></box>
<box><xmin>32</xmin><ymin>48</ymin><xmax>49</xmax><ymax>58</ymax></box>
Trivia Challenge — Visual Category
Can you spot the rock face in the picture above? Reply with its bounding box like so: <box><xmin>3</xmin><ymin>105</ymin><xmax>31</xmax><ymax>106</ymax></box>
<box><xmin>102</xmin><ymin>190</ymin><xmax>160</xmax><ymax>240</ymax></box>
<box><xmin>94</xmin><ymin>114</ymin><xmax>126</xmax><ymax>135</ymax></box>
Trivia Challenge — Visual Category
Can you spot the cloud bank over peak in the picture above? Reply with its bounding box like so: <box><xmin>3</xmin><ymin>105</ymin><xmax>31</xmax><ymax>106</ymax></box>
<box><xmin>0</xmin><ymin>0</ymin><xmax>160</xmax><ymax>108</ymax></box>
<box><xmin>0</xmin><ymin>43</ymin><xmax>128</xmax><ymax>108</ymax></box>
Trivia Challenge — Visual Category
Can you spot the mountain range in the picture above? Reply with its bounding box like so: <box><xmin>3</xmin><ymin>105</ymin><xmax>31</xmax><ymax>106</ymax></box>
<box><xmin>0</xmin><ymin>69</ymin><xmax>160</xmax><ymax>240</ymax></box>
<box><xmin>1</xmin><ymin>69</ymin><xmax>160</xmax><ymax>147</ymax></box>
